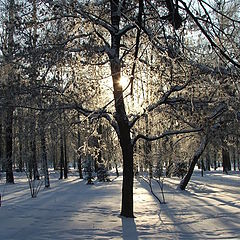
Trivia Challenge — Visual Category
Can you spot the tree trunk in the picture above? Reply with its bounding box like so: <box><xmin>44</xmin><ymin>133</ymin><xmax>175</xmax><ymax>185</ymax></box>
<box><xmin>222</xmin><ymin>148</ymin><xmax>231</xmax><ymax>173</ymax></box>
<box><xmin>30</xmin><ymin>121</ymin><xmax>39</xmax><ymax>180</ymax></box>
<box><xmin>166</xmin><ymin>137</ymin><xmax>173</xmax><ymax>177</ymax></box>
<box><xmin>179</xmin><ymin>136</ymin><xmax>207</xmax><ymax>190</ymax></box>
<box><xmin>232</xmin><ymin>147</ymin><xmax>236</xmax><ymax>171</ymax></box>
<box><xmin>51</xmin><ymin>126</ymin><xmax>58</xmax><ymax>171</ymax></box>
<box><xmin>237</xmin><ymin>138</ymin><xmax>240</xmax><ymax>171</ymax></box>
<box><xmin>77</xmin><ymin>123</ymin><xmax>83</xmax><ymax>179</ymax></box>
<box><xmin>144</xmin><ymin>115</ymin><xmax>152</xmax><ymax>178</ymax></box>
<box><xmin>78</xmin><ymin>155</ymin><xmax>83</xmax><ymax>179</ymax></box>
<box><xmin>59</xmin><ymin>127</ymin><xmax>64</xmax><ymax>180</ymax></box>
<box><xmin>238</xmin><ymin>155</ymin><xmax>240</xmax><ymax>171</ymax></box>
<box><xmin>111</xmin><ymin>55</ymin><xmax>134</xmax><ymax>217</ymax></box>
<box><xmin>109</xmin><ymin>0</ymin><xmax>134</xmax><ymax>218</ymax></box>
<box><xmin>213</xmin><ymin>150</ymin><xmax>217</xmax><ymax>170</ymax></box>
<box><xmin>197</xmin><ymin>160</ymin><xmax>201</xmax><ymax>169</ymax></box>
<box><xmin>5</xmin><ymin>108</ymin><xmax>14</xmax><ymax>183</ymax></box>
<box><xmin>40</xmin><ymin>124</ymin><xmax>50</xmax><ymax>188</ymax></box>
<box><xmin>115</xmin><ymin>163</ymin><xmax>119</xmax><ymax>177</ymax></box>
<box><xmin>5</xmin><ymin>0</ymin><xmax>15</xmax><ymax>184</ymax></box>
<box><xmin>111</xmin><ymin>59</ymin><xmax>134</xmax><ymax>217</ymax></box>
<box><xmin>63</xmin><ymin>123</ymin><xmax>68</xmax><ymax>179</ymax></box>
<box><xmin>51</xmin><ymin>130</ymin><xmax>57</xmax><ymax>171</ymax></box>
<box><xmin>0</xmin><ymin>116</ymin><xmax>3</xmax><ymax>171</ymax></box>
<box><xmin>206</xmin><ymin>150</ymin><xmax>211</xmax><ymax>171</ymax></box>
<box><xmin>18</xmin><ymin>115</ymin><xmax>23</xmax><ymax>172</ymax></box>
<box><xmin>201</xmin><ymin>159</ymin><xmax>204</xmax><ymax>177</ymax></box>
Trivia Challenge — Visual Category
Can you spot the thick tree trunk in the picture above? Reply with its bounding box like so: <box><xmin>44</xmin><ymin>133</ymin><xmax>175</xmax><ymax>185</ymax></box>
<box><xmin>120</xmin><ymin>138</ymin><xmax>134</xmax><ymax>218</ymax></box>
<box><xmin>110</xmin><ymin>0</ymin><xmax>134</xmax><ymax>218</ymax></box>
<box><xmin>110</xmin><ymin>53</ymin><xmax>134</xmax><ymax>217</ymax></box>
<box><xmin>111</xmin><ymin>60</ymin><xmax>134</xmax><ymax>217</ymax></box>
<box><xmin>222</xmin><ymin>148</ymin><xmax>231</xmax><ymax>173</ymax></box>
<box><xmin>110</xmin><ymin>50</ymin><xmax>134</xmax><ymax>217</ymax></box>
<box><xmin>179</xmin><ymin>136</ymin><xmax>207</xmax><ymax>190</ymax></box>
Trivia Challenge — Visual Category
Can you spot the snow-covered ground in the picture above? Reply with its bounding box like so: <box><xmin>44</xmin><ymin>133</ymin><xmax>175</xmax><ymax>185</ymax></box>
<box><xmin>0</xmin><ymin>170</ymin><xmax>240</xmax><ymax>239</ymax></box>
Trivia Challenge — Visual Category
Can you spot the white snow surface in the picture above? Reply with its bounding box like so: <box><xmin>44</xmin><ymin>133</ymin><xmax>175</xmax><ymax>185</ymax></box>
<box><xmin>0</xmin><ymin>170</ymin><xmax>240</xmax><ymax>239</ymax></box>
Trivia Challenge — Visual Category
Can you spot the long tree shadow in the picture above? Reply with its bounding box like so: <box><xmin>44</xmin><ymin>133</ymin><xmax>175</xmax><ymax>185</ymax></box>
<box><xmin>121</xmin><ymin>216</ymin><xmax>139</xmax><ymax>240</ymax></box>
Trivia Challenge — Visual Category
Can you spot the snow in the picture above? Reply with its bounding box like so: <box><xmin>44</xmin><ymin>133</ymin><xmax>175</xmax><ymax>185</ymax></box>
<box><xmin>0</xmin><ymin>170</ymin><xmax>240</xmax><ymax>239</ymax></box>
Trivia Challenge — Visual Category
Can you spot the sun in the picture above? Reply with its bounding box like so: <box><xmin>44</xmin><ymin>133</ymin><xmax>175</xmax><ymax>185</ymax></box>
<box><xmin>119</xmin><ymin>75</ymin><xmax>129</xmax><ymax>88</ymax></box>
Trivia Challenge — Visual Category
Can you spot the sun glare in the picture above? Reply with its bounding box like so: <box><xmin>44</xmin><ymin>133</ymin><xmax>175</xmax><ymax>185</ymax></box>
<box><xmin>119</xmin><ymin>75</ymin><xmax>129</xmax><ymax>88</ymax></box>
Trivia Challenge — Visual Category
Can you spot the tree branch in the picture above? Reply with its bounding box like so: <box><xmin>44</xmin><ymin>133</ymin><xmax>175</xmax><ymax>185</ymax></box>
<box><xmin>129</xmin><ymin>79</ymin><xmax>191</xmax><ymax>128</ymax></box>
<box><xmin>132</xmin><ymin>127</ymin><xmax>202</xmax><ymax>146</ymax></box>
<box><xmin>179</xmin><ymin>0</ymin><xmax>240</xmax><ymax>68</ymax></box>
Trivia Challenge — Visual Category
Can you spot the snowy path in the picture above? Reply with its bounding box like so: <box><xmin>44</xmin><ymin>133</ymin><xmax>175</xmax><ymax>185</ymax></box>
<box><xmin>0</xmin><ymin>171</ymin><xmax>240</xmax><ymax>239</ymax></box>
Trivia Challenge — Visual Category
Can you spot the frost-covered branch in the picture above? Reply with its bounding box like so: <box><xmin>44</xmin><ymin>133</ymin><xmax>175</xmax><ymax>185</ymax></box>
<box><xmin>74</xmin><ymin>103</ymin><xmax>119</xmax><ymax>136</ymax></box>
<box><xmin>129</xmin><ymin>79</ymin><xmax>191</xmax><ymax>128</ymax></box>
<box><xmin>132</xmin><ymin>127</ymin><xmax>202</xmax><ymax>146</ymax></box>
<box><xmin>179</xmin><ymin>0</ymin><xmax>240</xmax><ymax>68</ymax></box>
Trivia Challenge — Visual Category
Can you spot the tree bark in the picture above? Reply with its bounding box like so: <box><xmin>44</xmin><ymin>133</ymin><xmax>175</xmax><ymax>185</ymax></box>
<box><xmin>179</xmin><ymin>136</ymin><xmax>208</xmax><ymax>190</ymax></box>
<box><xmin>18</xmin><ymin>113</ymin><xmax>23</xmax><ymax>172</ymax></box>
<box><xmin>206</xmin><ymin>150</ymin><xmax>211</xmax><ymax>171</ymax></box>
<box><xmin>59</xmin><ymin>126</ymin><xmax>64</xmax><ymax>180</ymax></box>
<box><xmin>5</xmin><ymin>0</ymin><xmax>15</xmax><ymax>184</ymax></box>
<box><xmin>0</xmin><ymin>116</ymin><xmax>3</xmax><ymax>171</ymax></box>
<box><xmin>5</xmin><ymin>108</ymin><xmax>14</xmax><ymax>183</ymax></box>
<box><xmin>201</xmin><ymin>159</ymin><xmax>204</xmax><ymax>177</ymax></box>
<box><xmin>77</xmin><ymin>119</ymin><xmax>83</xmax><ymax>179</ymax></box>
<box><xmin>111</xmin><ymin>60</ymin><xmax>134</xmax><ymax>217</ymax></box>
<box><xmin>40</xmin><ymin>118</ymin><xmax>50</xmax><ymax>188</ymax></box>
<box><xmin>31</xmin><ymin>120</ymin><xmax>39</xmax><ymax>180</ymax></box>
<box><xmin>213</xmin><ymin>150</ymin><xmax>217</xmax><ymax>170</ymax></box>
<box><xmin>232</xmin><ymin>147</ymin><xmax>236</xmax><ymax>171</ymax></box>
<box><xmin>222</xmin><ymin>148</ymin><xmax>231</xmax><ymax>173</ymax></box>
<box><xmin>144</xmin><ymin>115</ymin><xmax>152</xmax><ymax>178</ymax></box>
<box><xmin>78</xmin><ymin>155</ymin><xmax>83</xmax><ymax>179</ymax></box>
<box><xmin>237</xmin><ymin>153</ymin><xmax>240</xmax><ymax>171</ymax></box>
<box><xmin>108</xmin><ymin>0</ymin><xmax>134</xmax><ymax>218</ymax></box>
<box><xmin>63</xmin><ymin>121</ymin><xmax>68</xmax><ymax>179</ymax></box>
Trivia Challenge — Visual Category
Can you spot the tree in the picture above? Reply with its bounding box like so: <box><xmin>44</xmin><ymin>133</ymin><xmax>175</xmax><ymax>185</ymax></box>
<box><xmin>42</xmin><ymin>0</ymin><xmax>239</xmax><ymax>217</ymax></box>
<box><xmin>0</xmin><ymin>0</ymin><xmax>239</xmax><ymax>218</ymax></box>
<box><xmin>3</xmin><ymin>0</ymin><xmax>16</xmax><ymax>183</ymax></box>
